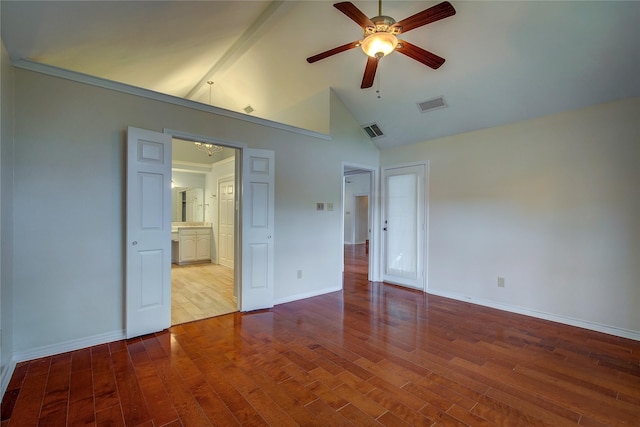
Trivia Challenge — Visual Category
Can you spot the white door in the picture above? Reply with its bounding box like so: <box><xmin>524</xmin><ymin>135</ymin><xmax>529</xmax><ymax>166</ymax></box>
<box><xmin>126</xmin><ymin>127</ymin><xmax>172</xmax><ymax>338</ymax></box>
<box><xmin>382</xmin><ymin>164</ymin><xmax>426</xmax><ymax>290</ymax></box>
<box><xmin>218</xmin><ymin>178</ymin><xmax>235</xmax><ymax>269</ymax></box>
<box><xmin>241</xmin><ymin>148</ymin><xmax>275</xmax><ymax>311</ymax></box>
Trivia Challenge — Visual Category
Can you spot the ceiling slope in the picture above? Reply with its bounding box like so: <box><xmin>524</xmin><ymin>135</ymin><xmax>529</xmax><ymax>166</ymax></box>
<box><xmin>2</xmin><ymin>1</ymin><xmax>639</xmax><ymax>148</ymax></box>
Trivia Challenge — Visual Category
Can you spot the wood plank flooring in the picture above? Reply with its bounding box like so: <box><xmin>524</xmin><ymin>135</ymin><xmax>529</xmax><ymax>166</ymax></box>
<box><xmin>171</xmin><ymin>263</ymin><xmax>237</xmax><ymax>325</ymax></box>
<box><xmin>2</xmin><ymin>243</ymin><xmax>640</xmax><ymax>426</ymax></box>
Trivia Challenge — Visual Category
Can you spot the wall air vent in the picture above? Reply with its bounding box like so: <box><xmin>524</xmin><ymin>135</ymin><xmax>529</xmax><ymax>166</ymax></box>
<box><xmin>417</xmin><ymin>96</ymin><xmax>447</xmax><ymax>113</ymax></box>
<box><xmin>362</xmin><ymin>123</ymin><xmax>384</xmax><ymax>139</ymax></box>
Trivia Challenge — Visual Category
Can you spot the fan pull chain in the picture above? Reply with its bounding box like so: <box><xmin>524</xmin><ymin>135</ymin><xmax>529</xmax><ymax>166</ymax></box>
<box><xmin>376</xmin><ymin>65</ymin><xmax>382</xmax><ymax>99</ymax></box>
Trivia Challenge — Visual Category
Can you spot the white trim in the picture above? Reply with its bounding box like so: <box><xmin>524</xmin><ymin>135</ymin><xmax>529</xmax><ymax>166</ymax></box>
<box><xmin>428</xmin><ymin>288</ymin><xmax>640</xmax><ymax>342</ymax></box>
<box><xmin>424</xmin><ymin>161</ymin><xmax>431</xmax><ymax>293</ymax></box>
<box><xmin>274</xmin><ymin>286</ymin><xmax>343</xmax><ymax>306</ymax></box>
<box><xmin>164</xmin><ymin>128</ymin><xmax>248</xmax><ymax>149</ymax></box>
<box><xmin>0</xmin><ymin>359</ymin><xmax>17</xmax><ymax>400</ymax></box>
<box><xmin>13</xmin><ymin>60</ymin><xmax>332</xmax><ymax>141</ymax></box>
<box><xmin>172</xmin><ymin>160</ymin><xmax>213</xmax><ymax>171</ymax></box>
<box><xmin>12</xmin><ymin>330</ymin><xmax>126</xmax><ymax>364</ymax></box>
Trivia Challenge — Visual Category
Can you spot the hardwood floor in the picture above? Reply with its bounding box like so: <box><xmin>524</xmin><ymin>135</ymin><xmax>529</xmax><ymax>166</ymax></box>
<box><xmin>171</xmin><ymin>263</ymin><xmax>237</xmax><ymax>325</ymax></box>
<box><xmin>2</xmin><ymin>243</ymin><xmax>640</xmax><ymax>426</ymax></box>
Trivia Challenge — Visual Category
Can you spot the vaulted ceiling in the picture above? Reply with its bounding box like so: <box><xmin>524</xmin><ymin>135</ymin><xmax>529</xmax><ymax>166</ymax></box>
<box><xmin>2</xmin><ymin>1</ymin><xmax>639</xmax><ymax>149</ymax></box>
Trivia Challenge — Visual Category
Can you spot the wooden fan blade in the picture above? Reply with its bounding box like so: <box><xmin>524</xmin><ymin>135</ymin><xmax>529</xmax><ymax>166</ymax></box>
<box><xmin>307</xmin><ymin>41</ymin><xmax>360</xmax><ymax>63</ymax></box>
<box><xmin>396</xmin><ymin>40</ymin><xmax>445</xmax><ymax>69</ymax></box>
<box><xmin>361</xmin><ymin>56</ymin><xmax>379</xmax><ymax>89</ymax></box>
<box><xmin>334</xmin><ymin>2</ymin><xmax>374</xmax><ymax>29</ymax></box>
<box><xmin>392</xmin><ymin>1</ymin><xmax>456</xmax><ymax>33</ymax></box>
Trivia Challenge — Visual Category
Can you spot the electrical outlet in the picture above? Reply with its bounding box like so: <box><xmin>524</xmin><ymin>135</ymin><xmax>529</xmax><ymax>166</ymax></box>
<box><xmin>497</xmin><ymin>277</ymin><xmax>505</xmax><ymax>288</ymax></box>
<box><xmin>297</xmin><ymin>270</ymin><xmax>302</xmax><ymax>279</ymax></box>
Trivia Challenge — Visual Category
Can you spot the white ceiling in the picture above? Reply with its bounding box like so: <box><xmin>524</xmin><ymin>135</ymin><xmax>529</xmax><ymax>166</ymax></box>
<box><xmin>2</xmin><ymin>1</ymin><xmax>639</xmax><ymax>149</ymax></box>
<box><xmin>172</xmin><ymin>138</ymin><xmax>236</xmax><ymax>165</ymax></box>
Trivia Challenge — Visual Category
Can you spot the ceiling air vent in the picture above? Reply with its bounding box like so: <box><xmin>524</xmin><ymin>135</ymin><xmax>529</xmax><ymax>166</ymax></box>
<box><xmin>417</xmin><ymin>96</ymin><xmax>447</xmax><ymax>113</ymax></box>
<box><xmin>362</xmin><ymin>123</ymin><xmax>384</xmax><ymax>139</ymax></box>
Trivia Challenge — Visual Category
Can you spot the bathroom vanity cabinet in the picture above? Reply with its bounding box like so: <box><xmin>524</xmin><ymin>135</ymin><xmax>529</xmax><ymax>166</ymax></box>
<box><xmin>172</xmin><ymin>227</ymin><xmax>211</xmax><ymax>264</ymax></box>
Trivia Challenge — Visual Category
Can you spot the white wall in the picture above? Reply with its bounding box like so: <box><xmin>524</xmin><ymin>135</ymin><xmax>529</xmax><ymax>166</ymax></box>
<box><xmin>381</xmin><ymin>97</ymin><xmax>640</xmax><ymax>338</ymax></box>
<box><xmin>268</xmin><ymin>89</ymin><xmax>330</xmax><ymax>135</ymax></box>
<box><xmin>271</xmin><ymin>91</ymin><xmax>378</xmax><ymax>303</ymax></box>
<box><xmin>0</xmin><ymin>41</ymin><xmax>16</xmax><ymax>393</ymax></box>
<box><xmin>10</xmin><ymin>67</ymin><xmax>379</xmax><ymax>356</ymax></box>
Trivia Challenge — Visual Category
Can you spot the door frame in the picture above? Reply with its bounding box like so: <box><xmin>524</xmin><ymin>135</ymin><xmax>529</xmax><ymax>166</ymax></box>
<box><xmin>342</xmin><ymin>163</ymin><xmax>380</xmax><ymax>282</ymax></box>
<box><xmin>164</xmin><ymin>128</ymin><xmax>245</xmax><ymax>311</ymax></box>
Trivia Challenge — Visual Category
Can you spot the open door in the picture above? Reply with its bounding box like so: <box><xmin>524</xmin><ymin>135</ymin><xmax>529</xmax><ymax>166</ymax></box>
<box><xmin>240</xmin><ymin>148</ymin><xmax>275</xmax><ymax>311</ymax></box>
<box><xmin>126</xmin><ymin>127</ymin><xmax>172</xmax><ymax>338</ymax></box>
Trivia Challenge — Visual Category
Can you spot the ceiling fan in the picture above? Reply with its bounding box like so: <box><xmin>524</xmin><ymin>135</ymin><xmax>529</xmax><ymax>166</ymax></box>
<box><xmin>306</xmin><ymin>1</ymin><xmax>456</xmax><ymax>89</ymax></box>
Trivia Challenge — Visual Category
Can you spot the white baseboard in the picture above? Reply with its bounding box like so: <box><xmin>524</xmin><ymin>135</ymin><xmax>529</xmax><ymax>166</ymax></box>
<box><xmin>12</xmin><ymin>329</ymin><xmax>126</xmax><ymax>364</ymax></box>
<box><xmin>427</xmin><ymin>288</ymin><xmax>640</xmax><ymax>341</ymax></box>
<box><xmin>0</xmin><ymin>358</ymin><xmax>17</xmax><ymax>401</ymax></box>
<box><xmin>274</xmin><ymin>285</ymin><xmax>342</xmax><ymax>306</ymax></box>
<box><xmin>1</xmin><ymin>329</ymin><xmax>126</xmax><ymax>400</ymax></box>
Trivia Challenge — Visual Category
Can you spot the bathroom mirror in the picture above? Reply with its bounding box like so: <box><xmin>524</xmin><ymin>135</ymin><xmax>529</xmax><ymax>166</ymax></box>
<box><xmin>172</xmin><ymin>187</ymin><xmax>204</xmax><ymax>222</ymax></box>
<box><xmin>171</xmin><ymin>169</ymin><xmax>206</xmax><ymax>222</ymax></box>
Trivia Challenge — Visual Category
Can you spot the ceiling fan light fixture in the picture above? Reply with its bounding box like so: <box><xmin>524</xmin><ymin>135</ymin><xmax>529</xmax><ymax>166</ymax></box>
<box><xmin>361</xmin><ymin>32</ymin><xmax>398</xmax><ymax>58</ymax></box>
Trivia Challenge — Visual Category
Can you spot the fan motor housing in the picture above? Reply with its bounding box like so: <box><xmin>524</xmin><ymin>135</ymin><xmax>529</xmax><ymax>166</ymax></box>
<box><xmin>364</xmin><ymin>15</ymin><xmax>400</xmax><ymax>36</ymax></box>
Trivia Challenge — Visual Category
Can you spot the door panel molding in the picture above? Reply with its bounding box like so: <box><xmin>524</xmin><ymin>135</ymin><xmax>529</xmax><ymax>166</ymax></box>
<box><xmin>126</xmin><ymin>127</ymin><xmax>172</xmax><ymax>338</ymax></box>
<box><xmin>240</xmin><ymin>148</ymin><xmax>275</xmax><ymax>311</ymax></box>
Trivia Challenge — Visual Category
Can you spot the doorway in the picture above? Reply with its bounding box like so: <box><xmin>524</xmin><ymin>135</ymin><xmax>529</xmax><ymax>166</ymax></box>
<box><xmin>381</xmin><ymin>163</ymin><xmax>427</xmax><ymax>290</ymax></box>
<box><xmin>343</xmin><ymin>166</ymin><xmax>376</xmax><ymax>281</ymax></box>
<box><xmin>170</xmin><ymin>138</ymin><xmax>239</xmax><ymax>325</ymax></box>
<box><xmin>126</xmin><ymin>127</ymin><xmax>276</xmax><ymax>337</ymax></box>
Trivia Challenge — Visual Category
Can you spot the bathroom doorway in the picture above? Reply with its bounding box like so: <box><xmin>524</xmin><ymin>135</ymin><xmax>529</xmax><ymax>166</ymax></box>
<box><xmin>170</xmin><ymin>138</ymin><xmax>239</xmax><ymax>325</ymax></box>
